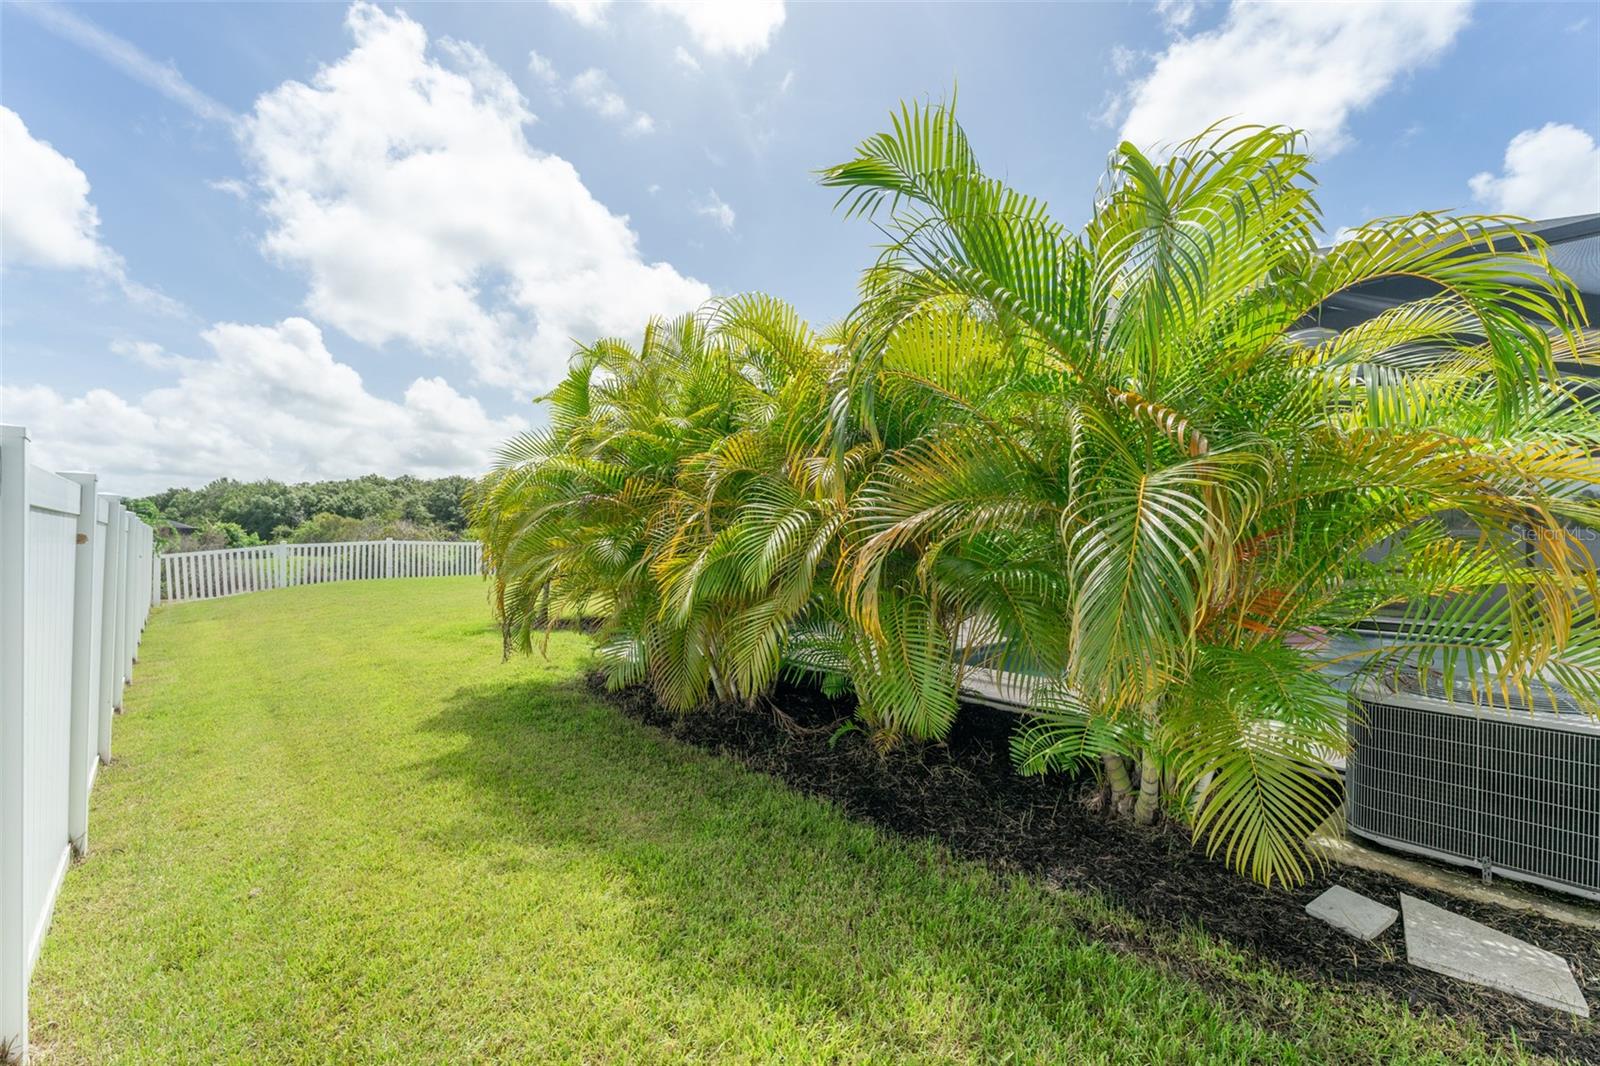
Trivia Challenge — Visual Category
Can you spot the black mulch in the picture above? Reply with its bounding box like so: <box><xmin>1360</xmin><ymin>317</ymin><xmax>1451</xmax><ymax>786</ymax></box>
<box><xmin>593</xmin><ymin>673</ymin><xmax>1600</xmax><ymax>1063</ymax></box>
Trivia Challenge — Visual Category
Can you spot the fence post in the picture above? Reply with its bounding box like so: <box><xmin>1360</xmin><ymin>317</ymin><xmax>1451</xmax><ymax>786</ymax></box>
<box><xmin>107</xmin><ymin>503</ymin><xmax>128</xmax><ymax>710</ymax></box>
<box><xmin>0</xmin><ymin>427</ymin><xmax>31</xmax><ymax>1061</ymax></box>
<box><xmin>97</xmin><ymin>497</ymin><xmax>123</xmax><ymax>755</ymax></box>
<box><xmin>385</xmin><ymin>538</ymin><xmax>394</xmax><ymax>579</ymax></box>
<box><xmin>63</xmin><ymin>474</ymin><xmax>98</xmax><ymax>858</ymax></box>
<box><xmin>273</xmin><ymin>543</ymin><xmax>288</xmax><ymax>589</ymax></box>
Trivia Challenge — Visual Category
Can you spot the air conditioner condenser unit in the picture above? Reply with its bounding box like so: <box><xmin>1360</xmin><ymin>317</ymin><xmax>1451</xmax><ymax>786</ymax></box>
<box><xmin>1347</xmin><ymin>691</ymin><xmax>1600</xmax><ymax>902</ymax></box>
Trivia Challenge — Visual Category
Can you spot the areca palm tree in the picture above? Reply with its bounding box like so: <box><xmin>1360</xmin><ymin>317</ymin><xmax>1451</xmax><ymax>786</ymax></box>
<box><xmin>473</xmin><ymin>297</ymin><xmax>867</xmax><ymax>711</ymax></box>
<box><xmin>822</xmin><ymin>103</ymin><xmax>1599</xmax><ymax>884</ymax></box>
<box><xmin>471</xmin><ymin>311</ymin><xmax>742</xmax><ymax>682</ymax></box>
<box><xmin>475</xmin><ymin>101</ymin><xmax>1597</xmax><ymax>888</ymax></box>
<box><xmin>473</xmin><ymin>292</ymin><xmax>1029</xmax><ymax>740</ymax></box>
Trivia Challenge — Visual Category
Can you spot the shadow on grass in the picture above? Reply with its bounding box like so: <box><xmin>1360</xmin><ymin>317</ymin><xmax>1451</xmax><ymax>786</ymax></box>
<box><xmin>405</xmin><ymin>673</ymin><xmax>1508</xmax><ymax>1064</ymax></box>
<box><xmin>410</xmin><ymin>673</ymin><xmax>1274</xmax><ymax>1058</ymax></box>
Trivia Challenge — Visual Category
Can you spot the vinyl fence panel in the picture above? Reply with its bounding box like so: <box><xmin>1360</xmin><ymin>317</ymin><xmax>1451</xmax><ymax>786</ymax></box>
<box><xmin>122</xmin><ymin>517</ymin><xmax>136</xmax><ymax>682</ymax></box>
<box><xmin>1</xmin><ymin>427</ymin><xmax>155</xmax><ymax>1064</ymax></box>
<box><xmin>112</xmin><ymin>511</ymin><xmax>130</xmax><ymax>713</ymax></box>
<box><xmin>159</xmin><ymin>539</ymin><xmax>481</xmax><ymax>603</ymax></box>
<box><xmin>95</xmin><ymin>498</ymin><xmax>122</xmax><ymax>761</ymax></box>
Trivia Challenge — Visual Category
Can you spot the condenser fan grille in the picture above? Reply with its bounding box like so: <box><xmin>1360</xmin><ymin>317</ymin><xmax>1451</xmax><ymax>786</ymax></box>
<box><xmin>1348</xmin><ymin>695</ymin><xmax>1600</xmax><ymax>902</ymax></box>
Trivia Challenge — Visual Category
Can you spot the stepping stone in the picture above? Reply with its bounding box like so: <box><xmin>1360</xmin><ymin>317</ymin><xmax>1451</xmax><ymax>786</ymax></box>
<box><xmin>1401</xmin><ymin>894</ymin><xmax>1590</xmax><ymax>1017</ymax></box>
<box><xmin>1305</xmin><ymin>885</ymin><xmax>1397</xmax><ymax>940</ymax></box>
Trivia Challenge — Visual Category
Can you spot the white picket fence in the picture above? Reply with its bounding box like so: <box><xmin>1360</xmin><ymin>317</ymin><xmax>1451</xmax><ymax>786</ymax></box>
<box><xmin>159</xmin><ymin>539</ymin><xmax>481</xmax><ymax>603</ymax></box>
<box><xmin>1</xmin><ymin>426</ymin><xmax>156</xmax><ymax>1064</ymax></box>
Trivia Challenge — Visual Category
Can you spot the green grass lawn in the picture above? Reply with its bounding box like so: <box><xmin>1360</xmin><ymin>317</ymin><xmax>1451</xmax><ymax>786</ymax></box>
<box><xmin>28</xmin><ymin>578</ymin><xmax>1528</xmax><ymax>1064</ymax></box>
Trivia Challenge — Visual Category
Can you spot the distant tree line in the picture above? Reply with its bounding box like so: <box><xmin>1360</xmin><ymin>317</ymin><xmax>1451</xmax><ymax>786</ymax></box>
<box><xmin>128</xmin><ymin>474</ymin><xmax>474</xmax><ymax>551</ymax></box>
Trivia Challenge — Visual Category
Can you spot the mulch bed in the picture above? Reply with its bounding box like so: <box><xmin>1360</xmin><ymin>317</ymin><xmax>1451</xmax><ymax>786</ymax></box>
<box><xmin>594</xmin><ymin>674</ymin><xmax>1600</xmax><ymax>1063</ymax></box>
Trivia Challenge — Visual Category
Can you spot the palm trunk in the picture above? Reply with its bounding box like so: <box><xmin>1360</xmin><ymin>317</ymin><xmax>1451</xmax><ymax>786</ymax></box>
<box><xmin>1102</xmin><ymin>752</ymin><xmax>1135</xmax><ymax>811</ymax></box>
<box><xmin>1133</xmin><ymin>749</ymin><xmax>1162</xmax><ymax>826</ymax></box>
<box><xmin>707</xmin><ymin>657</ymin><xmax>731</xmax><ymax>703</ymax></box>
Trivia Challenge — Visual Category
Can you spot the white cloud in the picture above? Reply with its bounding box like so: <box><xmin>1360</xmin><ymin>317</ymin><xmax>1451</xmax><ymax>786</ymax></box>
<box><xmin>4</xmin><ymin>318</ymin><xmax>526</xmax><ymax>495</ymax></box>
<box><xmin>1155</xmin><ymin>0</ymin><xmax>1197</xmax><ymax>32</ymax></box>
<box><xmin>111</xmin><ymin>339</ymin><xmax>193</xmax><ymax>371</ymax></box>
<box><xmin>552</xmin><ymin>0</ymin><xmax>785</xmax><ymax>58</ymax></box>
<box><xmin>1</xmin><ymin>106</ymin><xmax>181</xmax><ymax>314</ymax></box>
<box><xmin>673</xmin><ymin>45</ymin><xmax>701</xmax><ymax>73</ymax></box>
<box><xmin>12</xmin><ymin>3</ymin><xmax>234</xmax><ymax>124</ymax></box>
<box><xmin>651</xmin><ymin>0</ymin><xmax>785</xmax><ymax>59</ymax></box>
<box><xmin>207</xmin><ymin>177</ymin><xmax>250</xmax><ymax>199</ymax></box>
<box><xmin>528</xmin><ymin>49</ymin><xmax>561</xmax><ymax>91</ymax></box>
<box><xmin>1469</xmin><ymin>124</ymin><xmax>1600</xmax><ymax>219</ymax></box>
<box><xmin>529</xmin><ymin>53</ymin><xmax>652</xmax><ymax>133</ymax></box>
<box><xmin>569</xmin><ymin>68</ymin><xmax>655</xmax><ymax>134</ymax></box>
<box><xmin>549</xmin><ymin>0</ymin><xmax>611</xmax><ymax>27</ymax></box>
<box><xmin>1113</xmin><ymin>1</ymin><xmax>1471</xmax><ymax>157</ymax></box>
<box><xmin>1</xmin><ymin>106</ymin><xmax>110</xmax><ymax>271</ymax></box>
<box><xmin>695</xmin><ymin>189</ymin><xmax>736</xmax><ymax>232</ymax></box>
<box><xmin>239</xmin><ymin>3</ymin><xmax>708</xmax><ymax>392</ymax></box>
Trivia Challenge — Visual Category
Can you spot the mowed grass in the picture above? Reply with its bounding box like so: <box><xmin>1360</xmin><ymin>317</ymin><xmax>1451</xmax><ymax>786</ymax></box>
<box><xmin>27</xmin><ymin>578</ymin><xmax>1524</xmax><ymax>1064</ymax></box>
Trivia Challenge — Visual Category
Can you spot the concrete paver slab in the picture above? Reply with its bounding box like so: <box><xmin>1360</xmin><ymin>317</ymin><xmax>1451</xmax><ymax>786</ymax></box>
<box><xmin>1306</xmin><ymin>885</ymin><xmax>1398</xmax><ymax>940</ymax></box>
<box><xmin>1401</xmin><ymin>894</ymin><xmax>1590</xmax><ymax>1017</ymax></box>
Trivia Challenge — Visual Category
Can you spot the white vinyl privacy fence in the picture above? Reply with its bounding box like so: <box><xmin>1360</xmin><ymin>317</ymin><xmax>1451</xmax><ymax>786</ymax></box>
<box><xmin>160</xmin><ymin>539</ymin><xmax>481</xmax><ymax>603</ymax></box>
<box><xmin>1</xmin><ymin>426</ymin><xmax>156</xmax><ymax>1064</ymax></box>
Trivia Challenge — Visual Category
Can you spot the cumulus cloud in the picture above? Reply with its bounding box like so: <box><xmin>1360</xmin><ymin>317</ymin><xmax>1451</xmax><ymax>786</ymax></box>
<box><xmin>549</xmin><ymin>0</ymin><xmax>610</xmax><ymax>28</ymax></box>
<box><xmin>1154</xmin><ymin>0</ymin><xmax>1197</xmax><ymax>32</ymax></box>
<box><xmin>111</xmin><ymin>339</ymin><xmax>193</xmax><ymax>371</ymax></box>
<box><xmin>4</xmin><ymin>318</ymin><xmax>526</xmax><ymax>495</ymax></box>
<box><xmin>525</xmin><ymin>52</ymin><xmax>651</xmax><ymax>131</ymax></box>
<box><xmin>569</xmin><ymin>68</ymin><xmax>655</xmax><ymax>134</ymax></box>
<box><xmin>1</xmin><ymin>106</ymin><xmax>181</xmax><ymax>313</ymax></box>
<box><xmin>695</xmin><ymin>189</ymin><xmax>736</xmax><ymax>232</ymax></box>
<box><xmin>1112</xmin><ymin>1</ymin><xmax>1471</xmax><ymax>157</ymax></box>
<box><xmin>551</xmin><ymin>0</ymin><xmax>785</xmax><ymax>58</ymax></box>
<box><xmin>239</xmin><ymin>3</ymin><xmax>708</xmax><ymax>392</ymax></box>
<box><xmin>1469</xmin><ymin>124</ymin><xmax>1600</xmax><ymax>219</ymax></box>
<box><xmin>1</xmin><ymin>106</ymin><xmax>110</xmax><ymax>271</ymax></box>
<box><xmin>650</xmin><ymin>0</ymin><xmax>785</xmax><ymax>59</ymax></box>
<box><xmin>528</xmin><ymin>49</ymin><xmax>561</xmax><ymax>91</ymax></box>
<box><xmin>207</xmin><ymin>177</ymin><xmax>250</xmax><ymax>199</ymax></box>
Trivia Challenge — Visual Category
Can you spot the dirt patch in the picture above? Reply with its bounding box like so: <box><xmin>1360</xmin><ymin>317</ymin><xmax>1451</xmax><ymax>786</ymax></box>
<box><xmin>595</xmin><ymin>674</ymin><xmax>1600</xmax><ymax>1063</ymax></box>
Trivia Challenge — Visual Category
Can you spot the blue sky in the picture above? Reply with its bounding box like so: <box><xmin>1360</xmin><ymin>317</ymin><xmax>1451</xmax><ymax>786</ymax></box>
<box><xmin>2</xmin><ymin>0</ymin><xmax>1597</xmax><ymax>494</ymax></box>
